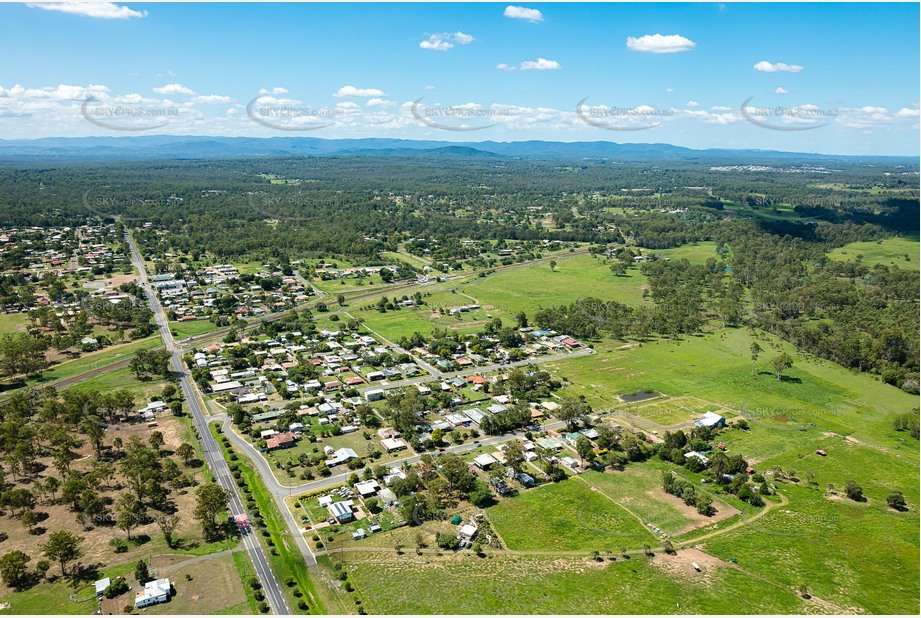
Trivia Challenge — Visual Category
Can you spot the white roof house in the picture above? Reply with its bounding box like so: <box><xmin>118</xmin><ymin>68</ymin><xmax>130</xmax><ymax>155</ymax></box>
<box><xmin>94</xmin><ymin>578</ymin><xmax>111</xmax><ymax>596</ymax></box>
<box><xmin>354</xmin><ymin>479</ymin><xmax>380</xmax><ymax>497</ymax></box>
<box><xmin>211</xmin><ymin>380</ymin><xmax>243</xmax><ymax>393</ymax></box>
<box><xmin>325</xmin><ymin>447</ymin><xmax>358</xmax><ymax>467</ymax></box>
<box><xmin>473</xmin><ymin>453</ymin><xmax>498</xmax><ymax>469</ymax></box>
<box><xmin>381</xmin><ymin>437</ymin><xmax>408</xmax><ymax>452</ymax></box>
<box><xmin>695</xmin><ymin>411</ymin><xmax>726</xmax><ymax>429</ymax></box>
<box><xmin>135</xmin><ymin>578</ymin><xmax>171</xmax><ymax>608</ymax></box>
<box><xmin>383</xmin><ymin>470</ymin><xmax>407</xmax><ymax>486</ymax></box>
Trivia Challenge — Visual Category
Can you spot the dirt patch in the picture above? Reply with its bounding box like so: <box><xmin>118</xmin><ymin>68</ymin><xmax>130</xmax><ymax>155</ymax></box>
<box><xmin>650</xmin><ymin>548</ymin><xmax>731</xmax><ymax>585</ymax></box>
<box><xmin>107</xmin><ymin>274</ymin><xmax>138</xmax><ymax>287</ymax></box>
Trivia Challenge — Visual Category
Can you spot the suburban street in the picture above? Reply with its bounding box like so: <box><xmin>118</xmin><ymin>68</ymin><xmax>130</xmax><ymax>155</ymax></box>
<box><xmin>126</xmin><ymin>231</ymin><xmax>291</xmax><ymax>615</ymax></box>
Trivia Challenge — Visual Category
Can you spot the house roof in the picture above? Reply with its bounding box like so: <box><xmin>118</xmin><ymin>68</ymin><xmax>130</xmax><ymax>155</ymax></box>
<box><xmin>474</xmin><ymin>453</ymin><xmax>497</xmax><ymax>467</ymax></box>
<box><xmin>328</xmin><ymin>501</ymin><xmax>352</xmax><ymax>518</ymax></box>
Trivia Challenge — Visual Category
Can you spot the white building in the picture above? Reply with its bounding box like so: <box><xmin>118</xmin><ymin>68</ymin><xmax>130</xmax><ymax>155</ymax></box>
<box><xmin>135</xmin><ymin>578</ymin><xmax>171</xmax><ymax>608</ymax></box>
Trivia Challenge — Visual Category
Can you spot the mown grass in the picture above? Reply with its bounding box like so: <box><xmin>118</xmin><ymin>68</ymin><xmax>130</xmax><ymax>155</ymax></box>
<box><xmin>230</xmin><ymin>550</ymin><xmax>262</xmax><ymax>614</ymax></box>
<box><xmin>487</xmin><ymin>478</ymin><xmax>656</xmax><ymax>551</ymax></box>
<box><xmin>461</xmin><ymin>254</ymin><xmax>650</xmax><ymax>316</ymax></box>
<box><xmin>0</xmin><ymin>558</ymin><xmax>134</xmax><ymax>615</ymax></box>
<box><xmin>579</xmin><ymin>466</ymin><xmax>724</xmax><ymax>536</ymax></box>
<box><xmin>357</xmin><ymin>305</ymin><xmax>502</xmax><ymax>342</ymax></box>
<box><xmin>170</xmin><ymin>319</ymin><xmax>222</xmax><ymax>339</ymax></box>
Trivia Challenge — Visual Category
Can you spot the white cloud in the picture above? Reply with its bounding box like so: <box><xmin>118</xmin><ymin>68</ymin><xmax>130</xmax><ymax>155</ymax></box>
<box><xmin>519</xmin><ymin>58</ymin><xmax>561</xmax><ymax>70</ymax></box>
<box><xmin>153</xmin><ymin>83</ymin><xmax>195</xmax><ymax>95</ymax></box>
<box><xmin>419</xmin><ymin>31</ymin><xmax>475</xmax><ymax>51</ymax></box>
<box><xmin>0</xmin><ymin>83</ymin><xmax>111</xmax><ymax>101</ymax></box>
<box><xmin>259</xmin><ymin>87</ymin><xmax>288</xmax><ymax>95</ymax></box>
<box><xmin>665</xmin><ymin>87</ymin><xmax>674</xmax><ymax>93</ymax></box>
<box><xmin>335</xmin><ymin>101</ymin><xmax>361</xmax><ymax>110</ymax></box>
<box><xmin>896</xmin><ymin>107</ymin><xmax>920</xmax><ymax>118</ymax></box>
<box><xmin>504</xmin><ymin>5</ymin><xmax>543</xmax><ymax>22</ymax></box>
<box><xmin>366</xmin><ymin>98</ymin><xmax>396</xmax><ymax>108</ymax></box>
<box><xmin>687</xmin><ymin>100</ymin><xmax>700</xmax><ymax>107</ymax></box>
<box><xmin>497</xmin><ymin>63</ymin><xmax>515</xmax><ymax>72</ymax></box>
<box><xmin>711</xmin><ymin>105</ymin><xmax>732</xmax><ymax>111</ymax></box>
<box><xmin>626</xmin><ymin>34</ymin><xmax>696</xmax><ymax>54</ymax></box>
<box><xmin>333</xmin><ymin>85</ymin><xmax>385</xmax><ymax>98</ymax></box>
<box><xmin>775</xmin><ymin>87</ymin><xmax>789</xmax><ymax>94</ymax></box>
<box><xmin>26</xmin><ymin>2</ymin><xmax>146</xmax><ymax>19</ymax></box>
<box><xmin>192</xmin><ymin>94</ymin><xmax>233</xmax><ymax>104</ymax></box>
<box><xmin>424</xmin><ymin>85</ymin><xmax>436</xmax><ymax>90</ymax></box>
<box><xmin>754</xmin><ymin>61</ymin><xmax>804</xmax><ymax>73</ymax></box>
<box><xmin>420</xmin><ymin>35</ymin><xmax>452</xmax><ymax>51</ymax></box>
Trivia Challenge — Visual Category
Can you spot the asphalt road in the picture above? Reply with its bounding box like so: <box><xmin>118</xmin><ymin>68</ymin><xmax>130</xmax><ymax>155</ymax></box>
<box><xmin>126</xmin><ymin>231</ymin><xmax>291</xmax><ymax>615</ymax></box>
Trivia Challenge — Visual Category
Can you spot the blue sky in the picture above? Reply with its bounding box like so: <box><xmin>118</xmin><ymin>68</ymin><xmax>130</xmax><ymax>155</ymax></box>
<box><xmin>1</xmin><ymin>2</ymin><xmax>918</xmax><ymax>155</ymax></box>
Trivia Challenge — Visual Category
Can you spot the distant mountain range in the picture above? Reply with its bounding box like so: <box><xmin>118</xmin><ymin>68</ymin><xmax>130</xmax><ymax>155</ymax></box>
<box><xmin>0</xmin><ymin>135</ymin><xmax>913</xmax><ymax>163</ymax></box>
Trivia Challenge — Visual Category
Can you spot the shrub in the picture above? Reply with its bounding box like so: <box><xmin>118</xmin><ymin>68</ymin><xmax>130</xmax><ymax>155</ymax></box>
<box><xmin>104</xmin><ymin>578</ymin><xmax>130</xmax><ymax>599</ymax></box>
<box><xmin>845</xmin><ymin>480</ymin><xmax>864</xmax><ymax>502</ymax></box>
<box><xmin>110</xmin><ymin>538</ymin><xmax>129</xmax><ymax>553</ymax></box>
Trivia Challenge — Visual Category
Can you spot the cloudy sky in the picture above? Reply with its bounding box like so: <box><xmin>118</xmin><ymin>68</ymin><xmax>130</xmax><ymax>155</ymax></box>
<box><xmin>1</xmin><ymin>2</ymin><xmax>918</xmax><ymax>155</ymax></box>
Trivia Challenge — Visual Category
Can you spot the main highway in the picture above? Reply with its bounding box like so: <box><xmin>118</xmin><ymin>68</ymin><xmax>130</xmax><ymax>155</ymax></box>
<box><xmin>126</xmin><ymin>231</ymin><xmax>291</xmax><ymax>615</ymax></box>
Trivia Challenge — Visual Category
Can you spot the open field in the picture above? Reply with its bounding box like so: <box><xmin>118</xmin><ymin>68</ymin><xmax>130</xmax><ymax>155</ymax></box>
<box><xmin>460</xmin><ymin>254</ymin><xmax>650</xmax><ymax>316</ymax></box>
<box><xmin>355</xmin><ymin>304</ymin><xmax>504</xmax><ymax>342</ymax></box>
<box><xmin>487</xmin><ymin>478</ymin><xmax>656</xmax><ymax>551</ymax></box>
<box><xmin>343</xmin><ymin>550</ymin><xmax>811</xmax><ymax>614</ymax></box>
<box><xmin>170</xmin><ymin>319</ymin><xmax>223</xmax><ymax>339</ymax></box>
<box><xmin>545</xmin><ymin>327</ymin><xmax>918</xmax><ymax>431</ymax></box>
<box><xmin>579</xmin><ymin>467</ymin><xmax>740</xmax><ymax>536</ymax></box>
<box><xmin>648</xmin><ymin>241</ymin><xmax>719</xmax><ymax>264</ymax></box>
<box><xmin>827</xmin><ymin>235</ymin><xmax>919</xmax><ymax>269</ymax></box>
<box><xmin>20</xmin><ymin>336</ymin><xmax>162</xmax><ymax>386</ymax></box>
<box><xmin>699</xmin><ymin>437</ymin><xmax>919</xmax><ymax>614</ymax></box>
<box><xmin>622</xmin><ymin>395</ymin><xmax>729</xmax><ymax>427</ymax></box>
<box><xmin>64</xmin><ymin>366</ymin><xmax>169</xmax><ymax>401</ymax></box>
<box><xmin>543</xmin><ymin>326</ymin><xmax>918</xmax><ymax>613</ymax></box>
<box><xmin>0</xmin><ymin>312</ymin><xmax>28</xmax><ymax>333</ymax></box>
